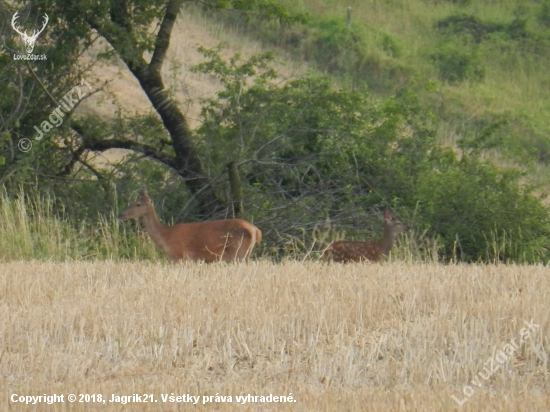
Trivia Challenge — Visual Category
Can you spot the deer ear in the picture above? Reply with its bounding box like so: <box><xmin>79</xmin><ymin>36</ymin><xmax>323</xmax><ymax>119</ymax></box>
<box><xmin>384</xmin><ymin>210</ymin><xmax>392</xmax><ymax>220</ymax></box>
<box><xmin>140</xmin><ymin>188</ymin><xmax>151</xmax><ymax>203</ymax></box>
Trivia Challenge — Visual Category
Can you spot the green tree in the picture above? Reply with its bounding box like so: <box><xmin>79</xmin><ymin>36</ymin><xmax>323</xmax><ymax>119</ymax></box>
<box><xmin>193</xmin><ymin>47</ymin><xmax>550</xmax><ymax>261</ymax></box>
<box><xmin>1</xmin><ymin>0</ymin><xmax>303</xmax><ymax>218</ymax></box>
<box><xmin>192</xmin><ymin>48</ymin><xmax>434</xmax><ymax>252</ymax></box>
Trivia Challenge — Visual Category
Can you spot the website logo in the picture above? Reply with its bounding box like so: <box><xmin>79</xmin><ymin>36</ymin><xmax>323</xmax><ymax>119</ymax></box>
<box><xmin>11</xmin><ymin>11</ymin><xmax>48</xmax><ymax>58</ymax></box>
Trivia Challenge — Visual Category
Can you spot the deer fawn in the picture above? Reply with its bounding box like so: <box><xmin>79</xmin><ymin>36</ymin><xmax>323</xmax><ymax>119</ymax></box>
<box><xmin>119</xmin><ymin>189</ymin><xmax>262</xmax><ymax>263</ymax></box>
<box><xmin>323</xmin><ymin>210</ymin><xmax>407</xmax><ymax>263</ymax></box>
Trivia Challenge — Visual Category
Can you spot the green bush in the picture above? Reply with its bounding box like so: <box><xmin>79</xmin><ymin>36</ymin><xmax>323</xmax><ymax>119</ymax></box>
<box><xmin>446</xmin><ymin>0</ymin><xmax>471</xmax><ymax>5</ymax></box>
<box><xmin>298</xmin><ymin>17</ymin><xmax>410</xmax><ymax>91</ymax></box>
<box><xmin>431</xmin><ymin>37</ymin><xmax>485</xmax><ymax>83</ymax></box>
<box><xmin>193</xmin><ymin>48</ymin><xmax>550</xmax><ymax>262</ymax></box>
<box><xmin>539</xmin><ymin>1</ymin><xmax>550</xmax><ymax>27</ymax></box>
<box><xmin>412</xmin><ymin>150</ymin><xmax>550</xmax><ymax>262</ymax></box>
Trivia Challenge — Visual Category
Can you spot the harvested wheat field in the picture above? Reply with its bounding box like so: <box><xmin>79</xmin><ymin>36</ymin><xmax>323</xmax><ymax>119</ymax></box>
<box><xmin>1</xmin><ymin>261</ymin><xmax>549</xmax><ymax>411</ymax></box>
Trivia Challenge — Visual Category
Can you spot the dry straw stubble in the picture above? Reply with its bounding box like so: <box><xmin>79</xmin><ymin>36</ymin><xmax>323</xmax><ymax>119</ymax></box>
<box><xmin>1</xmin><ymin>261</ymin><xmax>549</xmax><ymax>411</ymax></box>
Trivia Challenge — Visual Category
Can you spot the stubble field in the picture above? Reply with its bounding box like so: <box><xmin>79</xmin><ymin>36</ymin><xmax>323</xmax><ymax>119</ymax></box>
<box><xmin>1</xmin><ymin>261</ymin><xmax>549</xmax><ymax>411</ymax></box>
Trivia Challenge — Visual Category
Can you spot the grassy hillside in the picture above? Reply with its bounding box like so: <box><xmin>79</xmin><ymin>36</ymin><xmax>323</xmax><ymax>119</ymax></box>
<box><xmin>214</xmin><ymin>0</ymin><xmax>550</xmax><ymax>185</ymax></box>
<box><xmin>3</xmin><ymin>0</ymin><xmax>550</xmax><ymax>263</ymax></box>
<box><xmin>2</xmin><ymin>261</ymin><xmax>549</xmax><ymax>410</ymax></box>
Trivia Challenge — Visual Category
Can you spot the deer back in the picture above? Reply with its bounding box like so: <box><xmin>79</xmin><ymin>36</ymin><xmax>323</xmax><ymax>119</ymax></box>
<box><xmin>323</xmin><ymin>210</ymin><xmax>407</xmax><ymax>263</ymax></box>
<box><xmin>120</xmin><ymin>189</ymin><xmax>261</xmax><ymax>262</ymax></box>
<box><xmin>165</xmin><ymin>219</ymin><xmax>261</xmax><ymax>262</ymax></box>
<box><xmin>326</xmin><ymin>240</ymin><xmax>386</xmax><ymax>263</ymax></box>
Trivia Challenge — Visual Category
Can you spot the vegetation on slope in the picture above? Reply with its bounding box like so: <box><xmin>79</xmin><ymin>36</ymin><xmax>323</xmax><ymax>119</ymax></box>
<box><xmin>1</xmin><ymin>0</ymin><xmax>550</xmax><ymax>262</ymax></box>
<box><xmin>230</xmin><ymin>0</ymin><xmax>550</xmax><ymax>167</ymax></box>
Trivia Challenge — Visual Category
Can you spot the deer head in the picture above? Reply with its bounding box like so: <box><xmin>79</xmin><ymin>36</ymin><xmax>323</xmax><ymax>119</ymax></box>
<box><xmin>11</xmin><ymin>11</ymin><xmax>49</xmax><ymax>54</ymax></box>
<box><xmin>118</xmin><ymin>189</ymin><xmax>153</xmax><ymax>220</ymax></box>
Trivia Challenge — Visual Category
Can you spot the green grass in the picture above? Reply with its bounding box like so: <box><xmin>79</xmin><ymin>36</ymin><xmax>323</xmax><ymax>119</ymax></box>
<box><xmin>1</xmin><ymin>187</ymin><xmax>545</xmax><ymax>263</ymax></box>
<box><xmin>6</xmin><ymin>0</ymin><xmax>550</xmax><ymax>263</ymax></box>
<box><xmin>195</xmin><ymin>0</ymin><xmax>550</xmax><ymax>145</ymax></box>
<box><xmin>0</xmin><ymin>187</ymin><xmax>438</xmax><ymax>263</ymax></box>
<box><xmin>262</xmin><ymin>0</ymin><xmax>550</xmax><ymax>196</ymax></box>
<box><xmin>0</xmin><ymin>188</ymin><xmax>162</xmax><ymax>262</ymax></box>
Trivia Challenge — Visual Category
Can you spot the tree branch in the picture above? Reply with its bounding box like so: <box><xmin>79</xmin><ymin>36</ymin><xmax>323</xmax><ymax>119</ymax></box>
<box><xmin>58</xmin><ymin>144</ymin><xmax>86</xmax><ymax>177</ymax></box>
<box><xmin>83</xmin><ymin>137</ymin><xmax>177</xmax><ymax>169</ymax></box>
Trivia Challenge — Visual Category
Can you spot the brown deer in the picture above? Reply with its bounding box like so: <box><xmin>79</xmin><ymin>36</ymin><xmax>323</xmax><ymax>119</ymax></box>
<box><xmin>322</xmin><ymin>210</ymin><xmax>407</xmax><ymax>263</ymax></box>
<box><xmin>119</xmin><ymin>189</ymin><xmax>262</xmax><ymax>262</ymax></box>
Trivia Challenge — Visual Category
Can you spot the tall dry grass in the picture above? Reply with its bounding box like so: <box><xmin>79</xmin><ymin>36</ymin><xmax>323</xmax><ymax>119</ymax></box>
<box><xmin>0</xmin><ymin>189</ymin><xmax>162</xmax><ymax>262</ymax></box>
<box><xmin>1</xmin><ymin>261</ymin><xmax>548</xmax><ymax>411</ymax></box>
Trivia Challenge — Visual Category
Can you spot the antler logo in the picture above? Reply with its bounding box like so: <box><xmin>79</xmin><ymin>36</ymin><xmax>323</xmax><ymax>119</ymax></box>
<box><xmin>11</xmin><ymin>11</ymin><xmax>49</xmax><ymax>54</ymax></box>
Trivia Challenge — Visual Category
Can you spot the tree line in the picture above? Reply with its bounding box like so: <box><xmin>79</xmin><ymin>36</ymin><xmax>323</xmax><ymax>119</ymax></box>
<box><xmin>1</xmin><ymin>0</ymin><xmax>549</xmax><ymax>262</ymax></box>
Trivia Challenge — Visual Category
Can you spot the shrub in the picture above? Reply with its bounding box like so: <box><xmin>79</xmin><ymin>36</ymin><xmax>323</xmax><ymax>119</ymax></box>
<box><xmin>412</xmin><ymin>150</ymin><xmax>550</xmax><ymax>262</ymax></box>
<box><xmin>431</xmin><ymin>37</ymin><xmax>485</xmax><ymax>83</ymax></box>
<box><xmin>193</xmin><ymin>48</ymin><xmax>550</xmax><ymax>262</ymax></box>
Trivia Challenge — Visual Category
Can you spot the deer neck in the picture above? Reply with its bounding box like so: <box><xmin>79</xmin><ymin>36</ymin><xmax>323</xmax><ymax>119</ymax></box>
<box><xmin>379</xmin><ymin>225</ymin><xmax>398</xmax><ymax>256</ymax></box>
<box><xmin>139</xmin><ymin>207</ymin><xmax>170</xmax><ymax>251</ymax></box>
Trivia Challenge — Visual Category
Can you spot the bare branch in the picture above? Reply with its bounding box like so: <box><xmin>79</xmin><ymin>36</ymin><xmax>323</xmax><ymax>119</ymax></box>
<box><xmin>83</xmin><ymin>137</ymin><xmax>177</xmax><ymax>169</ymax></box>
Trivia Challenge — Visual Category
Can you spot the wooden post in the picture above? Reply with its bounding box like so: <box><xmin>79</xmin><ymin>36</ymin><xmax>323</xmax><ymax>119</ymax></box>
<box><xmin>227</xmin><ymin>161</ymin><xmax>244</xmax><ymax>219</ymax></box>
<box><xmin>347</xmin><ymin>7</ymin><xmax>352</xmax><ymax>28</ymax></box>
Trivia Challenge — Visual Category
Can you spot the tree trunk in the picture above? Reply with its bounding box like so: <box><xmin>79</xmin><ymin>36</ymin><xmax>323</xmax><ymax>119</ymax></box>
<box><xmin>86</xmin><ymin>0</ymin><xmax>222</xmax><ymax>218</ymax></box>
<box><xmin>227</xmin><ymin>161</ymin><xmax>244</xmax><ymax>219</ymax></box>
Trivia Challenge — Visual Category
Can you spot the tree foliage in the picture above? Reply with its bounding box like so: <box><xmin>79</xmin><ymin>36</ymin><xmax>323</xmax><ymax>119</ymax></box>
<box><xmin>0</xmin><ymin>0</ymin><xmax>302</xmax><ymax>219</ymax></box>
<box><xmin>192</xmin><ymin>48</ymin><xmax>550</xmax><ymax>262</ymax></box>
<box><xmin>1</xmin><ymin>1</ymin><xmax>549</xmax><ymax>262</ymax></box>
